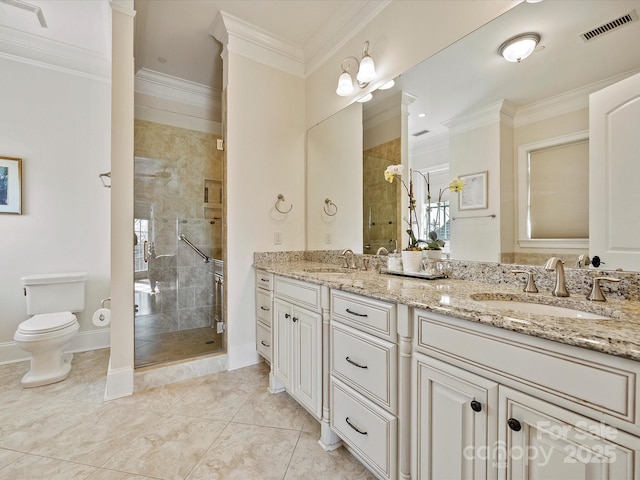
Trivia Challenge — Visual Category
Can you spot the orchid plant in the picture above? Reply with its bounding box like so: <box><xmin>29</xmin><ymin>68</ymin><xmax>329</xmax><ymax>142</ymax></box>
<box><xmin>384</xmin><ymin>164</ymin><xmax>465</xmax><ymax>250</ymax></box>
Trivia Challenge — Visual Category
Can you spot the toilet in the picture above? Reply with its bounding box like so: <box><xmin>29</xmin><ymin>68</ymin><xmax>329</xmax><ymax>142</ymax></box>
<box><xmin>14</xmin><ymin>272</ymin><xmax>87</xmax><ymax>388</ymax></box>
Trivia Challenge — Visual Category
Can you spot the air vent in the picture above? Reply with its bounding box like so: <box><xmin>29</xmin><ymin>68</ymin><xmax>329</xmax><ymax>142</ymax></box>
<box><xmin>412</xmin><ymin>130</ymin><xmax>430</xmax><ymax>137</ymax></box>
<box><xmin>580</xmin><ymin>10</ymin><xmax>638</xmax><ymax>42</ymax></box>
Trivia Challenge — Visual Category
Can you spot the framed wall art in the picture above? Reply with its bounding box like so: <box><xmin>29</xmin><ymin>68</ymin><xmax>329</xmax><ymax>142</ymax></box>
<box><xmin>459</xmin><ymin>171</ymin><xmax>487</xmax><ymax>210</ymax></box>
<box><xmin>0</xmin><ymin>156</ymin><xmax>22</xmax><ymax>215</ymax></box>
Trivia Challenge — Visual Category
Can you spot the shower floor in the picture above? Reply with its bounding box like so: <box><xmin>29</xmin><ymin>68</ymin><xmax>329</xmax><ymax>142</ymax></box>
<box><xmin>135</xmin><ymin>326</ymin><xmax>223</xmax><ymax>368</ymax></box>
<box><xmin>134</xmin><ymin>279</ymin><xmax>223</xmax><ymax>368</ymax></box>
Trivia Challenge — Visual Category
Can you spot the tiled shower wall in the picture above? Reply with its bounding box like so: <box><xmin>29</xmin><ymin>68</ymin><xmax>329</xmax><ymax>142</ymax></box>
<box><xmin>363</xmin><ymin>138</ymin><xmax>402</xmax><ymax>254</ymax></box>
<box><xmin>134</xmin><ymin>119</ymin><xmax>224</xmax><ymax>333</ymax></box>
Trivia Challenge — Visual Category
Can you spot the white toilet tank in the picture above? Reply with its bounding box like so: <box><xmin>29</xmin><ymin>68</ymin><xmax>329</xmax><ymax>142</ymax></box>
<box><xmin>21</xmin><ymin>272</ymin><xmax>88</xmax><ymax>315</ymax></box>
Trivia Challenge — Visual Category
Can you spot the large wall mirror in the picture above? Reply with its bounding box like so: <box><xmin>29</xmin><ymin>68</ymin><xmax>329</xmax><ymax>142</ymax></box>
<box><xmin>306</xmin><ymin>0</ymin><xmax>640</xmax><ymax>271</ymax></box>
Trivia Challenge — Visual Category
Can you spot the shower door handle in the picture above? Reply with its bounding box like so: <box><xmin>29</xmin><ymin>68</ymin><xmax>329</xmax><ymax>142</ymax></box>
<box><xmin>143</xmin><ymin>241</ymin><xmax>149</xmax><ymax>263</ymax></box>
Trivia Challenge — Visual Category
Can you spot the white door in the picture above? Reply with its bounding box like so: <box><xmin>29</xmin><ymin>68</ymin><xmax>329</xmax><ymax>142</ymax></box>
<box><xmin>273</xmin><ymin>299</ymin><xmax>293</xmax><ymax>390</ymax></box>
<box><xmin>589</xmin><ymin>71</ymin><xmax>640</xmax><ymax>271</ymax></box>
<box><xmin>293</xmin><ymin>306</ymin><xmax>322</xmax><ymax>418</ymax></box>
<box><xmin>413</xmin><ymin>353</ymin><xmax>499</xmax><ymax>480</ymax></box>
<box><xmin>499</xmin><ymin>386</ymin><xmax>640</xmax><ymax>480</ymax></box>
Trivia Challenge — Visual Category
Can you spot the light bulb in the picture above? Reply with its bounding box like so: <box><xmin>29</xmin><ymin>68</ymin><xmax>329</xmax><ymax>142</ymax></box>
<box><xmin>357</xmin><ymin>54</ymin><xmax>376</xmax><ymax>84</ymax></box>
<box><xmin>336</xmin><ymin>71</ymin><xmax>354</xmax><ymax>96</ymax></box>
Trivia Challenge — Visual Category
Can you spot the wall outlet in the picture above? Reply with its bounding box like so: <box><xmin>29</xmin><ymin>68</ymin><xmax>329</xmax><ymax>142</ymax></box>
<box><xmin>216</xmin><ymin>322</ymin><xmax>225</xmax><ymax>333</ymax></box>
<box><xmin>216</xmin><ymin>138</ymin><xmax>224</xmax><ymax>150</ymax></box>
<box><xmin>274</xmin><ymin>231</ymin><xmax>282</xmax><ymax>245</ymax></box>
<box><xmin>325</xmin><ymin>232</ymin><xmax>332</xmax><ymax>244</ymax></box>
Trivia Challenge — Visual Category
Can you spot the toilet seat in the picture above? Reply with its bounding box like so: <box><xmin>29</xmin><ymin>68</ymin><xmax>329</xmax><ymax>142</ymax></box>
<box><xmin>17</xmin><ymin>312</ymin><xmax>77</xmax><ymax>335</ymax></box>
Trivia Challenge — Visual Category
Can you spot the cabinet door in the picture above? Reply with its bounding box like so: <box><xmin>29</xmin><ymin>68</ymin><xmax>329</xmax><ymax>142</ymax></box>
<box><xmin>273</xmin><ymin>299</ymin><xmax>293</xmax><ymax>390</ymax></box>
<box><xmin>414</xmin><ymin>353</ymin><xmax>499</xmax><ymax>480</ymax></box>
<box><xmin>499</xmin><ymin>386</ymin><xmax>640</xmax><ymax>480</ymax></box>
<box><xmin>590</xmin><ymin>71</ymin><xmax>640</xmax><ymax>270</ymax></box>
<box><xmin>293</xmin><ymin>306</ymin><xmax>322</xmax><ymax>418</ymax></box>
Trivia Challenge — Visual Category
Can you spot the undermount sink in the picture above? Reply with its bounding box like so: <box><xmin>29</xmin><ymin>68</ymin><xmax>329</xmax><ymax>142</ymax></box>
<box><xmin>479</xmin><ymin>300</ymin><xmax>612</xmax><ymax>320</ymax></box>
<box><xmin>302</xmin><ymin>267</ymin><xmax>352</xmax><ymax>274</ymax></box>
<box><xmin>470</xmin><ymin>294</ymin><xmax>616</xmax><ymax>320</ymax></box>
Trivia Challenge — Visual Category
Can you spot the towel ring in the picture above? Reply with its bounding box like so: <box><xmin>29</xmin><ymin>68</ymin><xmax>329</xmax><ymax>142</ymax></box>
<box><xmin>324</xmin><ymin>198</ymin><xmax>338</xmax><ymax>216</ymax></box>
<box><xmin>275</xmin><ymin>194</ymin><xmax>293</xmax><ymax>214</ymax></box>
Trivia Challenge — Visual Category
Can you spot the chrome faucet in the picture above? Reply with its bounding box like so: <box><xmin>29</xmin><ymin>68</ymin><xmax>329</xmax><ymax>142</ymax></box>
<box><xmin>544</xmin><ymin>257</ymin><xmax>569</xmax><ymax>297</ymax></box>
<box><xmin>376</xmin><ymin>246</ymin><xmax>389</xmax><ymax>256</ymax></box>
<box><xmin>511</xmin><ymin>270</ymin><xmax>538</xmax><ymax>293</ymax></box>
<box><xmin>340</xmin><ymin>248</ymin><xmax>356</xmax><ymax>269</ymax></box>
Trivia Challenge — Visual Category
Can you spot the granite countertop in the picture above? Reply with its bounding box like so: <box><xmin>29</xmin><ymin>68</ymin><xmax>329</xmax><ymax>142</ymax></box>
<box><xmin>253</xmin><ymin>259</ymin><xmax>640</xmax><ymax>362</ymax></box>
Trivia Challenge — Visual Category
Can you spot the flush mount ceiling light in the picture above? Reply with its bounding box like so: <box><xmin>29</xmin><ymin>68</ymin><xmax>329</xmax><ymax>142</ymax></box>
<box><xmin>499</xmin><ymin>33</ymin><xmax>540</xmax><ymax>62</ymax></box>
<box><xmin>336</xmin><ymin>41</ymin><xmax>377</xmax><ymax>97</ymax></box>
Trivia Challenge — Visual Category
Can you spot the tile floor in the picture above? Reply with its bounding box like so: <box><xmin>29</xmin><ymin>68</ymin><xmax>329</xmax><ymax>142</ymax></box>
<box><xmin>135</xmin><ymin>326</ymin><xmax>223</xmax><ymax>368</ymax></box>
<box><xmin>0</xmin><ymin>349</ymin><xmax>376</xmax><ymax>480</ymax></box>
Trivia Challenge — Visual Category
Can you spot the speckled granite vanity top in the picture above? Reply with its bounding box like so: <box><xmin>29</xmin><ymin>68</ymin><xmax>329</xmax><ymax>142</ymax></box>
<box><xmin>254</xmin><ymin>255</ymin><xmax>640</xmax><ymax>361</ymax></box>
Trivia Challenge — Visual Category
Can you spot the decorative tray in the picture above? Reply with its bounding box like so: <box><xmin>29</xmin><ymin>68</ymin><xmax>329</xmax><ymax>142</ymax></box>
<box><xmin>381</xmin><ymin>268</ymin><xmax>446</xmax><ymax>280</ymax></box>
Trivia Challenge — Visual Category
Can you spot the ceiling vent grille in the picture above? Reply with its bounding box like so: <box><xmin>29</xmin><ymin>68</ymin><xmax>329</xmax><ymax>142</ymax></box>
<box><xmin>412</xmin><ymin>129</ymin><xmax>430</xmax><ymax>137</ymax></box>
<box><xmin>580</xmin><ymin>10</ymin><xmax>638</xmax><ymax>42</ymax></box>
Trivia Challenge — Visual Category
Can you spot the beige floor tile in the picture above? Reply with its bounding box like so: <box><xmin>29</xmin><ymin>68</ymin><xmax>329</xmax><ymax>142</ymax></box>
<box><xmin>29</xmin><ymin>404</ymin><xmax>160</xmax><ymax>466</ymax></box>
<box><xmin>0</xmin><ymin>454</ymin><xmax>96</xmax><ymax>480</ymax></box>
<box><xmin>0</xmin><ymin>399</ymin><xmax>102</xmax><ymax>452</ymax></box>
<box><xmin>186</xmin><ymin>423</ymin><xmax>300</xmax><ymax>480</ymax></box>
<box><xmin>86</xmin><ymin>469</ymin><xmax>158</xmax><ymax>480</ymax></box>
<box><xmin>231</xmin><ymin>389</ymin><xmax>311</xmax><ymax>431</ymax></box>
<box><xmin>102</xmin><ymin>415</ymin><xmax>227</xmax><ymax>480</ymax></box>
<box><xmin>284</xmin><ymin>431</ymin><xmax>378</xmax><ymax>480</ymax></box>
<box><xmin>0</xmin><ymin>449</ymin><xmax>23</xmax><ymax>470</ymax></box>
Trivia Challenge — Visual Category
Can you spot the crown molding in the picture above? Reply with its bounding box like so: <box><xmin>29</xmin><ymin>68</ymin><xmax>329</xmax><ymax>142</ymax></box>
<box><xmin>304</xmin><ymin>0</ymin><xmax>391</xmax><ymax>76</ymax></box>
<box><xmin>0</xmin><ymin>25</ymin><xmax>111</xmax><ymax>79</ymax></box>
<box><xmin>210</xmin><ymin>11</ymin><xmax>305</xmax><ymax>78</ymax></box>
<box><xmin>410</xmin><ymin>132</ymin><xmax>450</xmax><ymax>159</ymax></box>
<box><xmin>514</xmin><ymin>67</ymin><xmax>640</xmax><ymax>127</ymax></box>
<box><xmin>443</xmin><ymin>100</ymin><xmax>516</xmax><ymax>135</ymax></box>
<box><xmin>135</xmin><ymin>68</ymin><xmax>221</xmax><ymax>112</ymax></box>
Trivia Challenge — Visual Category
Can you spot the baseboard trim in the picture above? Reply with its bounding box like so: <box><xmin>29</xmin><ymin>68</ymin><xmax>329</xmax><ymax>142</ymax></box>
<box><xmin>0</xmin><ymin>328</ymin><xmax>110</xmax><ymax>365</ymax></box>
<box><xmin>105</xmin><ymin>360</ymin><xmax>134</xmax><ymax>401</ymax></box>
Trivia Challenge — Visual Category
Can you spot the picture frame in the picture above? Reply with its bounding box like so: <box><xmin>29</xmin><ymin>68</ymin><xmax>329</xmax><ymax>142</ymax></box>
<box><xmin>0</xmin><ymin>156</ymin><xmax>23</xmax><ymax>215</ymax></box>
<box><xmin>459</xmin><ymin>171</ymin><xmax>487</xmax><ymax>210</ymax></box>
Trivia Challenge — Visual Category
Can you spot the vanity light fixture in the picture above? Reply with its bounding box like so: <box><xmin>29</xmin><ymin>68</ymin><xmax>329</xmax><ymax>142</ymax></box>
<box><xmin>357</xmin><ymin>93</ymin><xmax>373</xmax><ymax>103</ymax></box>
<box><xmin>499</xmin><ymin>33</ymin><xmax>540</xmax><ymax>63</ymax></box>
<box><xmin>379</xmin><ymin>79</ymin><xmax>395</xmax><ymax>90</ymax></box>
<box><xmin>335</xmin><ymin>41</ymin><xmax>377</xmax><ymax>96</ymax></box>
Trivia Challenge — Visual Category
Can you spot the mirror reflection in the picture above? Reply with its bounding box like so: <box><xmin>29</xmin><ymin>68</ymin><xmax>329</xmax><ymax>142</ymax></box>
<box><xmin>313</xmin><ymin>0</ymin><xmax>640</xmax><ymax>269</ymax></box>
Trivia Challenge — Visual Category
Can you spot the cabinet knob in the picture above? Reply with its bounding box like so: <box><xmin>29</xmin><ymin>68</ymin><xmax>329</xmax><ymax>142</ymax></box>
<box><xmin>292</xmin><ymin>317</ymin><xmax>298</xmax><ymax>323</ymax></box>
<box><xmin>284</xmin><ymin>313</ymin><xmax>290</xmax><ymax>319</ymax></box>
<box><xmin>507</xmin><ymin>418</ymin><xmax>522</xmax><ymax>432</ymax></box>
<box><xmin>470</xmin><ymin>400</ymin><xmax>482</xmax><ymax>412</ymax></box>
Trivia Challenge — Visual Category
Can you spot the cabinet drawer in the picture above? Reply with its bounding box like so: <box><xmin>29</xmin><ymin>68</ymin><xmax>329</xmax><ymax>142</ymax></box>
<box><xmin>331</xmin><ymin>322</ymin><xmax>397</xmax><ymax>413</ymax></box>
<box><xmin>255</xmin><ymin>269</ymin><xmax>272</xmax><ymax>291</ymax></box>
<box><xmin>331</xmin><ymin>290</ymin><xmax>396</xmax><ymax>342</ymax></box>
<box><xmin>331</xmin><ymin>379</ymin><xmax>397</xmax><ymax>480</ymax></box>
<box><xmin>274</xmin><ymin>276</ymin><xmax>322</xmax><ymax>312</ymax></box>
<box><xmin>256</xmin><ymin>322</ymin><xmax>271</xmax><ymax>362</ymax></box>
<box><xmin>255</xmin><ymin>289</ymin><xmax>272</xmax><ymax>327</ymax></box>
<box><xmin>416</xmin><ymin>311</ymin><xmax>636</xmax><ymax>424</ymax></box>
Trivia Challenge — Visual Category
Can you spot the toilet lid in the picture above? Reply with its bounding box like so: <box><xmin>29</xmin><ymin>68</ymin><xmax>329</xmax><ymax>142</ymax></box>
<box><xmin>19</xmin><ymin>312</ymin><xmax>77</xmax><ymax>334</ymax></box>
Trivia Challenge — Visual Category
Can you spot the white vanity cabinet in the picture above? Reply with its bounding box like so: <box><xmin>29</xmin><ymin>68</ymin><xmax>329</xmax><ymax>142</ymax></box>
<box><xmin>254</xmin><ymin>269</ymin><xmax>272</xmax><ymax>363</ymax></box>
<box><xmin>412</xmin><ymin>309</ymin><xmax>640</xmax><ymax>480</ymax></box>
<box><xmin>330</xmin><ymin>289</ymin><xmax>399</xmax><ymax>480</ymax></box>
<box><xmin>272</xmin><ymin>275</ymin><xmax>324</xmax><ymax>418</ymax></box>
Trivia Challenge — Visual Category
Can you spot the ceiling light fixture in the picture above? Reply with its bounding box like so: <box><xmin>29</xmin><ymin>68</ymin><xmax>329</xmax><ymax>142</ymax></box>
<box><xmin>498</xmin><ymin>33</ymin><xmax>540</xmax><ymax>62</ymax></box>
<box><xmin>336</xmin><ymin>41</ymin><xmax>377</xmax><ymax>97</ymax></box>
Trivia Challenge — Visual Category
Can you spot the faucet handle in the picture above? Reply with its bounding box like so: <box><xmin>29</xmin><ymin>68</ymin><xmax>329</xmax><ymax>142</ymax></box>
<box><xmin>587</xmin><ymin>276</ymin><xmax>621</xmax><ymax>302</ymax></box>
<box><xmin>511</xmin><ymin>270</ymin><xmax>538</xmax><ymax>293</ymax></box>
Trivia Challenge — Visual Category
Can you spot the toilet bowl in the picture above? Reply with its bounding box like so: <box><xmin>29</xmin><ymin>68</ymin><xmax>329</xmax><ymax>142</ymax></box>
<box><xmin>14</xmin><ymin>312</ymin><xmax>80</xmax><ymax>388</ymax></box>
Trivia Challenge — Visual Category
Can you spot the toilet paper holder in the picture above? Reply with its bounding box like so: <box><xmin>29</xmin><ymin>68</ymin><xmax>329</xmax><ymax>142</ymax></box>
<box><xmin>101</xmin><ymin>297</ymin><xmax>111</xmax><ymax>308</ymax></box>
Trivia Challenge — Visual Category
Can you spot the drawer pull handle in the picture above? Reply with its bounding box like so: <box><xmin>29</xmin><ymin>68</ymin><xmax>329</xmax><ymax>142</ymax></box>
<box><xmin>260</xmin><ymin>341</ymin><xmax>270</xmax><ymax>347</ymax></box>
<box><xmin>470</xmin><ymin>400</ymin><xmax>482</xmax><ymax>412</ymax></box>
<box><xmin>346</xmin><ymin>308</ymin><xmax>368</xmax><ymax>317</ymax></box>
<box><xmin>285</xmin><ymin>313</ymin><xmax>291</xmax><ymax>319</ymax></box>
<box><xmin>345</xmin><ymin>417</ymin><xmax>367</xmax><ymax>435</ymax></box>
<box><xmin>507</xmin><ymin>418</ymin><xmax>522</xmax><ymax>432</ymax></box>
<box><xmin>260</xmin><ymin>306</ymin><xmax>270</xmax><ymax>311</ymax></box>
<box><xmin>345</xmin><ymin>357</ymin><xmax>368</xmax><ymax>369</ymax></box>
<box><xmin>260</xmin><ymin>278</ymin><xmax>269</xmax><ymax>282</ymax></box>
